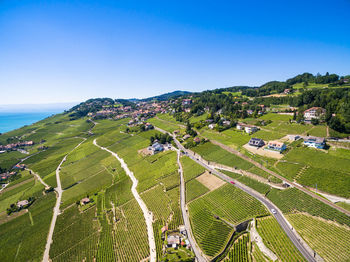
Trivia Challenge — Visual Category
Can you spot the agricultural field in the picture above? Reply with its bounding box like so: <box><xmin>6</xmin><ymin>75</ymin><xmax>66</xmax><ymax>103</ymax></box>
<box><xmin>189</xmin><ymin>205</ymin><xmax>233</xmax><ymax>257</ymax></box>
<box><xmin>0</xmin><ymin>192</ymin><xmax>56</xmax><ymax>261</ymax></box>
<box><xmin>0</xmin><ymin>150</ymin><xmax>24</xmax><ymax>171</ymax></box>
<box><xmin>267</xmin><ymin>188</ymin><xmax>350</xmax><ymax>226</ymax></box>
<box><xmin>256</xmin><ymin>216</ymin><xmax>306</xmax><ymax>261</ymax></box>
<box><xmin>237</xmin><ymin>176</ymin><xmax>271</xmax><ymax>195</ymax></box>
<box><xmin>186</xmin><ymin>178</ymin><xmax>209</xmax><ymax>202</ymax></box>
<box><xmin>189</xmin><ymin>184</ymin><xmax>268</xmax><ymax>257</ymax></box>
<box><xmin>0</xmin><ymin>171</ymin><xmax>44</xmax><ymax>213</ymax></box>
<box><xmin>192</xmin><ymin>142</ymin><xmax>253</xmax><ymax>170</ymax></box>
<box><xmin>199</xmin><ymin>128</ymin><xmax>251</xmax><ymax>149</ymax></box>
<box><xmin>148</xmin><ymin>117</ymin><xmax>183</xmax><ymax>133</ymax></box>
<box><xmin>287</xmin><ymin>213</ymin><xmax>350</xmax><ymax>262</ymax></box>
<box><xmin>181</xmin><ymin>155</ymin><xmax>206</xmax><ymax>182</ymax></box>
<box><xmin>224</xmin><ymin>233</ymin><xmax>250</xmax><ymax>262</ymax></box>
<box><xmin>23</xmin><ymin>137</ymin><xmax>84</xmax><ymax>187</ymax></box>
<box><xmin>50</xmin><ymin>205</ymin><xmax>99</xmax><ymax>262</ymax></box>
<box><xmin>190</xmin><ymin>184</ymin><xmax>268</xmax><ymax>225</ymax></box>
<box><xmin>283</xmin><ymin>146</ymin><xmax>350</xmax><ymax>197</ymax></box>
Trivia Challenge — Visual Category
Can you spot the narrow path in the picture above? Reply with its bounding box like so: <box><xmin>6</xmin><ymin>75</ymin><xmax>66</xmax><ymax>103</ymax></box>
<box><xmin>250</xmin><ymin>220</ymin><xmax>278</xmax><ymax>261</ymax></box>
<box><xmin>176</xmin><ymin>149</ymin><xmax>208</xmax><ymax>262</ymax></box>
<box><xmin>93</xmin><ymin>139</ymin><xmax>157</xmax><ymax>262</ymax></box>
<box><xmin>26</xmin><ymin>168</ymin><xmax>50</xmax><ymax>189</ymax></box>
<box><xmin>42</xmin><ymin>138</ymin><xmax>86</xmax><ymax>262</ymax></box>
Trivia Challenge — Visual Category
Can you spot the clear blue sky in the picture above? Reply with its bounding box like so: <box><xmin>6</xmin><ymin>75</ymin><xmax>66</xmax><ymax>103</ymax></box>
<box><xmin>1</xmin><ymin>0</ymin><xmax>349</xmax><ymax>104</ymax></box>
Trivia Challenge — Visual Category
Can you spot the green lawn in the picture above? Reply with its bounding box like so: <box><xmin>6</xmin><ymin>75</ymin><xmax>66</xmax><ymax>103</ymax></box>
<box><xmin>192</xmin><ymin>142</ymin><xmax>253</xmax><ymax>170</ymax></box>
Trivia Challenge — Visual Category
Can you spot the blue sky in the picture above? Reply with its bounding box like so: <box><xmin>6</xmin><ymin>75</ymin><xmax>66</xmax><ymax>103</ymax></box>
<box><xmin>0</xmin><ymin>0</ymin><xmax>349</xmax><ymax>104</ymax></box>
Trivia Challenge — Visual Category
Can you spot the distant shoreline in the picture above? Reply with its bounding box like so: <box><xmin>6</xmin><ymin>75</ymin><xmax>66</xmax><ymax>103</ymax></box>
<box><xmin>0</xmin><ymin>111</ymin><xmax>61</xmax><ymax>134</ymax></box>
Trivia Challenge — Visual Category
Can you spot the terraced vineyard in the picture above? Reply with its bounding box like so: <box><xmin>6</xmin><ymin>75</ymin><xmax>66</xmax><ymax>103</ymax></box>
<box><xmin>224</xmin><ymin>233</ymin><xmax>250</xmax><ymax>262</ymax></box>
<box><xmin>0</xmin><ymin>192</ymin><xmax>56</xmax><ymax>261</ymax></box>
<box><xmin>287</xmin><ymin>213</ymin><xmax>350</xmax><ymax>262</ymax></box>
<box><xmin>50</xmin><ymin>206</ymin><xmax>99</xmax><ymax>262</ymax></box>
<box><xmin>190</xmin><ymin>205</ymin><xmax>233</xmax><ymax>257</ymax></box>
<box><xmin>189</xmin><ymin>184</ymin><xmax>268</xmax><ymax>257</ymax></box>
<box><xmin>256</xmin><ymin>216</ymin><xmax>306</xmax><ymax>262</ymax></box>
<box><xmin>190</xmin><ymin>184</ymin><xmax>268</xmax><ymax>225</ymax></box>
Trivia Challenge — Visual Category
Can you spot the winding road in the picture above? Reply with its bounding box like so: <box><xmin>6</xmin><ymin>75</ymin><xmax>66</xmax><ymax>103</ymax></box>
<box><xmin>156</xmin><ymin>127</ymin><xmax>321</xmax><ymax>262</ymax></box>
<box><xmin>93</xmin><ymin>139</ymin><xmax>157</xmax><ymax>262</ymax></box>
<box><xmin>42</xmin><ymin>138</ymin><xmax>86</xmax><ymax>262</ymax></box>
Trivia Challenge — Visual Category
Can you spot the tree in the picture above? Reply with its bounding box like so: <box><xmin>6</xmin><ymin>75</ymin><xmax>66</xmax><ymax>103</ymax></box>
<box><xmin>311</xmin><ymin>118</ymin><xmax>319</xmax><ymax>125</ymax></box>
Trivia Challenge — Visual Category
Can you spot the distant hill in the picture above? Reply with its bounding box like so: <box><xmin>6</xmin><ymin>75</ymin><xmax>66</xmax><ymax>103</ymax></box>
<box><xmin>130</xmin><ymin>90</ymin><xmax>191</xmax><ymax>102</ymax></box>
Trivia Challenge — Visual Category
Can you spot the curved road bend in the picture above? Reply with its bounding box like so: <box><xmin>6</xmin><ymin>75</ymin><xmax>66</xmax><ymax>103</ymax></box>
<box><xmin>207</xmin><ymin>139</ymin><xmax>350</xmax><ymax>216</ymax></box>
<box><xmin>176</xmin><ymin>149</ymin><xmax>208</xmax><ymax>262</ymax></box>
<box><xmin>43</xmin><ymin>138</ymin><xmax>86</xmax><ymax>262</ymax></box>
<box><xmin>156</xmin><ymin>127</ymin><xmax>318</xmax><ymax>262</ymax></box>
<box><xmin>93</xmin><ymin>139</ymin><xmax>157</xmax><ymax>262</ymax></box>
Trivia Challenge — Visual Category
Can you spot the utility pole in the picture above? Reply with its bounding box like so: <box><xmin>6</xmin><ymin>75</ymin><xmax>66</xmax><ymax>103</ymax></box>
<box><xmin>316</xmin><ymin>183</ymin><xmax>317</xmax><ymax>194</ymax></box>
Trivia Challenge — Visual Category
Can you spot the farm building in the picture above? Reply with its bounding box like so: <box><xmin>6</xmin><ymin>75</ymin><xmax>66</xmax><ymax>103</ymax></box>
<box><xmin>167</xmin><ymin>235</ymin><xmax>180</xmax><ymax>247</ymax></box>
<box><xmin>288</xmin><ymin>135</ymin><xmax>301</xmax><ymax>141</ymax></box>
<box><xmin>236</xmin><ymin>123</ymin><xmax>259</xmax><ymax>134</ymax></box>
<box><xmin>248</xmin><ymin>138</ymin><xmax>265</xmax><ymax>147</ymax></box>
<box><xmin>17</xmin><ymin>200</ymin><xmax>29</xmax><ymax>208</ymax></box>
<box><xmin>183</xmin><ymin>134</ymin><xmax>191</xmax><ymax>140</ymax></box>
<box><xmin>148</xmin><ymin>142</ymin><xmax>164</xmax><ymax>154</ymax></box>
<box><xmin>303</xmin><ymin>107</ymin><xmax>326</xmax><ymax>121</ymax></box>
<box><xmin>266</xmin><ymin>141</ymin><xmax>286</xmax><ymax>152</ymax></box>
<box><xmin>208</xmin><ymin>123</ymin><xmax>215</xmax><ymax>129</ymax></box>
<box><xmin>303</xmin><ymin>136</ymin><xmax>325</xmax><ymax>149</ymax></box>
<box><xmin>81</xmin><ymin>197</ymin><xmax>90</xmax><ymax>205</ymax></box>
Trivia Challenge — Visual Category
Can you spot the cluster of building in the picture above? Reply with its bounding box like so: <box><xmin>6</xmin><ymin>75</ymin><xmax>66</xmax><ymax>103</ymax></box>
<box><xmin>0</xmin><ymin>141</ymin><xmax>34</xmax><ymax>151</ymax></box>
<box><xmin>89</xmin><ymin>101</ymin><xmax>170</xmax><ymax>120</ymax></box>
<box><xmin>0</xmin><ymin>171</ymin><xmax>17</xmax><ymax>181</ymax></box>
<box><xmin>248</xmin><ymin>134</ymin><xmax>326</xmax><ymax>153</ymax></box>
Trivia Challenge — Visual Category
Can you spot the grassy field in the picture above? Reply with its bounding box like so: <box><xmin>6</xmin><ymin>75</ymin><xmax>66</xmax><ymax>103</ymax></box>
<box><xmin>287</xmin><ymin>213</ymin><xmax>350</xmax><ymax>262</ymax></box>
<box><xmin>0</xmin><ymin>150</ymin><xmax>24</xmax><ymax>171</ymax></box>
<box><xmin>257</xmin><ymin>216</ymin><xmax>306</xmax><ymax>261</ymax></box>
<box><xmin>148</xmin><ymin>117</ymin><xmax>183</xmax><ymax>133</ymax></box>
<box><xmin>186</xmin><ymin>178</ymin><xmax>209</xmax><ymax>202</ymax></box>
<box><xmin>237</xmin><ymin>176</ymin><xmax>271</xmax><ymax>195</ymax></box>
<box><xmin>181</xmin><ymin>155</ymin><xmax>206</xmax><ymax>182</ymax></box>
<box><xmin>199</xmin><ymin>128</ymin><xmax>251</xmax><ymax>149</ymax></box>
<box><xmin>267</xmin><ymin>188</ymin><xmax>350</xmax><ymax>226</ymax></box>
<box><xmin>276</xmin><ymin>161</ymin><xmax>304</xmax><ymax>180</ymax></box>
<box><xmin>192</xmin><ymin>142</ymin><xmax>253</xmax><ymax>170</ymax></box>
<box><xmin>0</xmin><ymin>171</ymin><xmax>44</xmax><ymax>213</ymax></box>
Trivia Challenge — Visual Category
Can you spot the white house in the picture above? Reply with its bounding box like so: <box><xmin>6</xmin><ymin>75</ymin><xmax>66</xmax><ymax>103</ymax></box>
<box><xmin>303</xmin><ymin>107</ymin><xmax>326</xmax><ymax>121</ymax></box>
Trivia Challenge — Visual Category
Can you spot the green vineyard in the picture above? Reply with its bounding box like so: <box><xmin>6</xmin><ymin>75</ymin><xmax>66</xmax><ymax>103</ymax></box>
<box><xmin>224</xmin><ymin>233</ymin><xmax>250</xmax><ymax>262</ymax></box>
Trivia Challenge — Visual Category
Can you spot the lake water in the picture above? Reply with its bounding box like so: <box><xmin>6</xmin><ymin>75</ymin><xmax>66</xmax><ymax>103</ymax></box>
<box><xmin>0</xmin><ymin>111</ymin><xmax>61</xmax><ymax>133</ymax></box>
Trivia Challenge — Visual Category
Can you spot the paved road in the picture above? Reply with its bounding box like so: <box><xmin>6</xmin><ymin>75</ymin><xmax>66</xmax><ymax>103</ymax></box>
<box><xmin>156</xmin><ymin>126</ymin><xmax>319</xmax><ymax>262</ymax></box>
<box><xmin>93</xmin><ymin>139</ymin><xmax>157</xmax><ymax>262</ymax></box>
<box><xmin>208</xmin><ymin>139</ymin><xmax>350</xmax><ymax>216</ymax></box>
<box><xmin>176</xmin><ymin>149</ymin><xmax>208</xmax><ymax>262</ymax></box>
<box><xmin>42</xmin><ymin>138</ymin><xmax>86</xmax><ymax>262</ymax></box>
